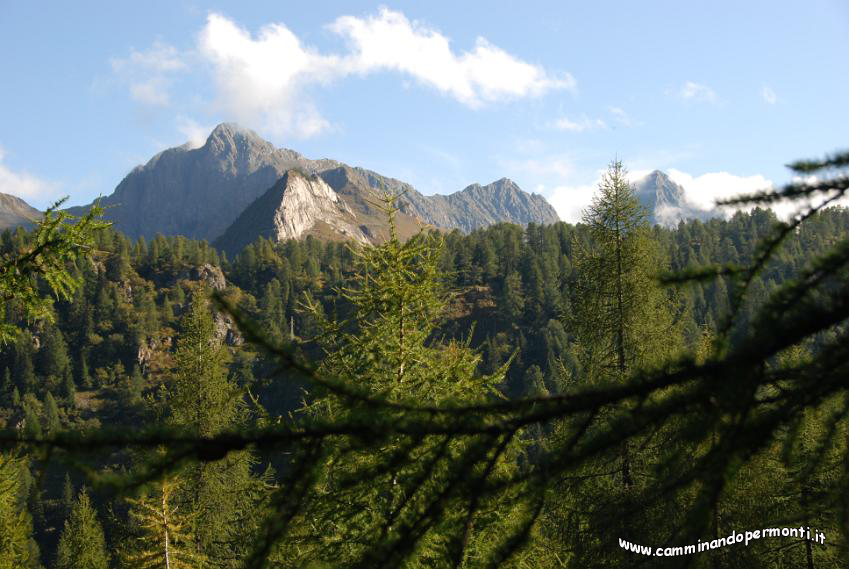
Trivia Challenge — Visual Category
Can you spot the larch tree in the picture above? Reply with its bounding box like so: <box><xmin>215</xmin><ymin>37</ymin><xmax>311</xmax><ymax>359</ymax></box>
<box><xmin>269</xmin><ymin>195</ymin><xmax>520</xmax><ymax>568</ymax></box>
<box><xmin>541</xmin><ymin>159</ymin><xmax>685</xmax><ymax>565</ymax></box>
<box><xmin>122</xmin><ymin>474</ymin><xmax>205</xmax><ymax>569</ymax></box>
<box><xmin>0</xmin><ymin>199</ymin><xmax>106</xmax><ymax>569</ymax></box>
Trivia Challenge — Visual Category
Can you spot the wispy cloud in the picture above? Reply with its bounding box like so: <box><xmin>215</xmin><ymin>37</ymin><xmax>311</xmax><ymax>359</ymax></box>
<box><xmin>176</xmin><ymin>116</ymin><xmax>214</xmax><ymax>149</ymax></box>
<box><xmin>545</xmin><ymin>183</ymin><xmax>596</xmax><ymax>223</ymax></box>
<box><xmin>550</xmin><ymin>115</ymin><xmax>606</xmax><ymax>132</ymax></box>
<box><xmin>665</xmin><ymin>169</ymin><xmax>772</xmax><ymax>212</ymax></box>
<box><xmin>674</xmin><ymin>81</ymin><xmax>718</xmax><ymax>104</ymax></box>
<box><xmin>110</xmin><ymin>41</ymin><xmax>186</xmax><ymax>107</ymax></box>
<box><xmin>608</xmin><ymin>106</ymin><xmax>636</xmax><ymax>127</ymax></box>
<box><xmin>0</xmin><ymin>146</ymin><xmax>60</xmax><ymax>206</ymax></box>
<box><xmin>761</xmin><ymin>86</ymin><xmax>777</xmax><ymax>105</ymax></box>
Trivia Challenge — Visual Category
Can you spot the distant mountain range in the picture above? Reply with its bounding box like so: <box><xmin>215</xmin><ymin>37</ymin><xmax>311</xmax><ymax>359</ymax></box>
<box><xmin>64</xmin><ymin>123</ymin><xmax>560</xmax><ymax>251</ymax></box>
<box><xmin>0</xmin><ymin>123</ymin><xmax>728</xmax><ymax>245</ymax></box>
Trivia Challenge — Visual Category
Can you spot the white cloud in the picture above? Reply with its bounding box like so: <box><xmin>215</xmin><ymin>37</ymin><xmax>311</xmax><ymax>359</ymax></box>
<box><xmin>111</xmin><ymin>41</ymin><xmax>186</xmax><ymax>107</ymax></box>
<box><xmin>665</xmin><ymin>169</ymin><xmax>772</xmax><ymax>212</ymax></box>
<box><xmin>551</xmin><ymin>115</ymin><xmax>606</xmax><ymax>132</ymax></box>
<box><xmin>111</xmin><ymin>41</ymin><xmax>186</xmax><ymax>73</ymax></box>
<box><xmin>761</xmin><ymin>86</ymin><xmax>777</xmax><ymax>105</ymax></box>
<box><xmin>329</xmin><ymin>8</ymin><xmax>574</xmax><ymax>107</ymax></box>
<box><xmin>546</xmin><ymin>183</ymin><xmax>596</xmax><ymax>223</ymax></box>
<box><xmin>129</xmin><ymin>78</ymin><xmax>171</xmax><ymax>106</ymax></box>
<box><xmin>676</xmin><ymin>81</ymin><xmax>718</xmax><ymax>104</ymax></box>
<box><xmin>544</xmin><ymin>165</ymin><xmax>846</xmax><ymax>226</ymax></box>
<box><xmin>547</xmin><ymin>168</ymin><xmax>775</xmax><ymax>224</ymax></box>
<box><xmin>176</xmin><ymin>116</ymin><xmax>214</xmax><ymax>149</ymax></box>
<box><xmin>113</xmin><ymin>10</ymin><xmax>575</xmax><ymax>138</ymax></box>
<box><xmin>197</xmin><ymin>13</ymin><xmax>341</xmax><ymax>138</ymax></box>
<box><xmin>0</xmin><ymin>146</ymin><xmax>60</xmax><ymax>205</ymax></box>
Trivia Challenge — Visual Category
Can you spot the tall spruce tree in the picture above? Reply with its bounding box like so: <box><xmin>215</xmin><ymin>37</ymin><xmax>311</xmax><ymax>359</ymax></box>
<box><xmin>55</xmin><ymin>488</ymin><xmax>109</xmax><ymax>569</ymax></box>
<box><xmin>167</xmin><ymin>294</ymin><xmax>265</xmax><ymax>568</ymax></box>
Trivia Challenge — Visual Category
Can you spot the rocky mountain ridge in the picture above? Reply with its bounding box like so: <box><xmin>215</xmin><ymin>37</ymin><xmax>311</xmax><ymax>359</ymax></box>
<box><xmin>68</xmin><ymin>123</ymin><xmax>561</xmax><ymax>246</ymax></box>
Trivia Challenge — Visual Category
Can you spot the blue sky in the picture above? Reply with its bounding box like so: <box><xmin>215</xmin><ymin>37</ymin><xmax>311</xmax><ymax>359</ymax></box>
<box><xmin>1</xmin><ymin>1</ymin><xmax>847</xmax><ymax>221</ymax></box>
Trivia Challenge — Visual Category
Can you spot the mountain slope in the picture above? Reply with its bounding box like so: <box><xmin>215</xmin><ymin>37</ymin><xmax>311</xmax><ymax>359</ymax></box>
<box><xmin>0</xmin><ymin>193</ymin><xmax>41</xmax><ymax>230</ymax></box>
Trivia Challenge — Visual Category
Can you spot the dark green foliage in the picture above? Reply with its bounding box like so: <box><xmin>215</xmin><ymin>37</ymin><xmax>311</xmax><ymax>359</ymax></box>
<box><xmin>0</xmin><ymin>198</ymin><xmax>107</xmax><ymax>344</ymax></box>
<box><xmin>0</xmin><ymin>454</ymin><xmax>38</xmax><ymax>568</ymax></box>
<box><xmin>43</xmin><ymin>393</ymin><xmax>61</xmax><ymax>436</ymax></box>
<box><xmin>55</xmin><ymin>488</ymin><xmax>109</xmax><ymax>569</ymax></box>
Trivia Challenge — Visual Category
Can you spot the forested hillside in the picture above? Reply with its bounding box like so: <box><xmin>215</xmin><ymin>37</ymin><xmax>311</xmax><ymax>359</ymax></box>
<box><xmin>1</xmin><ymin>184</ymin><xmax>848</xmax><ymax>566</ymax></box>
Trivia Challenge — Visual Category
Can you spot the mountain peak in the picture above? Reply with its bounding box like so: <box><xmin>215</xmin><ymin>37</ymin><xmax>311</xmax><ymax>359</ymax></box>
<box><xmin>644</xmin><ymin>169</ymin><xmax>669</xmax><ymax>181</ymax></box>
<box><xmin>631</xmin><ymin>170</ymin><xmax>718</xmax><ymax>227</ymax></box>
<box><xmin>209</xmin><ymin>122</ymin><xmax>255</xmax><ymax>139</ymax></box>
<box><xmin>204</xmin><ymin>122</ymin><xmax>272</xmax><ymax>155</ymax></box>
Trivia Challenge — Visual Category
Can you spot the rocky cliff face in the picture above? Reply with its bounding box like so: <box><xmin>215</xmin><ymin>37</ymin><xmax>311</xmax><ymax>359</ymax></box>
<box><xmin>632</xmin><ymin>170</ymin><xmax>716</xmax><ymax>227</ymax></box>
<box><xmin>0</xmin><ymin>192</ymin><xmax>41</xmax><ymax>230</ymax></box>
<box><xmin>214</xmin><ymin>170</ymin><xmax>369</xmax><ymax>254</ymax></box>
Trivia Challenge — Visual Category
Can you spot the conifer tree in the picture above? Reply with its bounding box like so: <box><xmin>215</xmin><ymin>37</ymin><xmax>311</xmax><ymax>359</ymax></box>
<box><xmin>167</xmin><ymin>294</ymin><xmax>265</xmax><ymax>567</ymax></box>
<box><xmin>0</xmin><ymin>454</ymin><xmax>36</xmax><ymax>568</ymax></box>
<box><xmin>55</xmin><ymin>488</ymin><xmax>109</xmax><ymax>569</ymax></box>
<box><xmin>122</xmin><ymin>475</ymin><xmax>204</xmax><ymax>569</ymax></box>
<box><xmin>571</xmin><ymin>159</ymin><xmax>679</xmax><ymax>384</ymax></box>
<box><xmin>0</xmin><ymin>368</ymin><xmax>11</xmax><ymax>400</ymax></box>
<box><xmin>61</xmin><ymin>367</ymin><xmax>75</xmax><ymax>405</ymax></box>
<box><xmin>170</xmin><ymin>295</ymin><xmax>239</xmax><ymax>436</ymax></box>
<box><xmin>277</xmin><ymin>196</ymin><xmax>517</xmax><ymax>567</ymax></box>
<box><xmin>61</xmin><ymin>474</ymin><xmax>74</xmax><ymax>519</ymax></box>
<box><xmin>546</xmin><ymin>160</ymin><xmax>684</xmax><ymax>563</ymax></box>
<box><xmin>43</xmin><ymin>392</ymin><xmax>61</xmax><ymax>436</ymax></box>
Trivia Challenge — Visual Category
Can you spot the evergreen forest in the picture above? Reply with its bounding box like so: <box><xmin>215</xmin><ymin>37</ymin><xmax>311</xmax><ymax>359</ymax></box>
<box><xmin>1</xmin><ymin>155</ymin><xmax>848</xmax><ymax>568</ymax></box>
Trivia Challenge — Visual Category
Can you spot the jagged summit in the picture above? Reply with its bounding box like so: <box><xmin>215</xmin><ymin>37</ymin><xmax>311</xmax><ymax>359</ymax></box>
<box><xmin>447</xmin><ymin>178</ymin><xmax>560</xmax><ymax>232</ymax></box>
<box><xmin>631</xmin><ymin>170</ymin><xmax>716</xmax><ymax>227</ymax></box>
<box><xmin>204</xmin><ymin>123</ymin><xmax>275</xmax><ymax>157</ymax></box>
